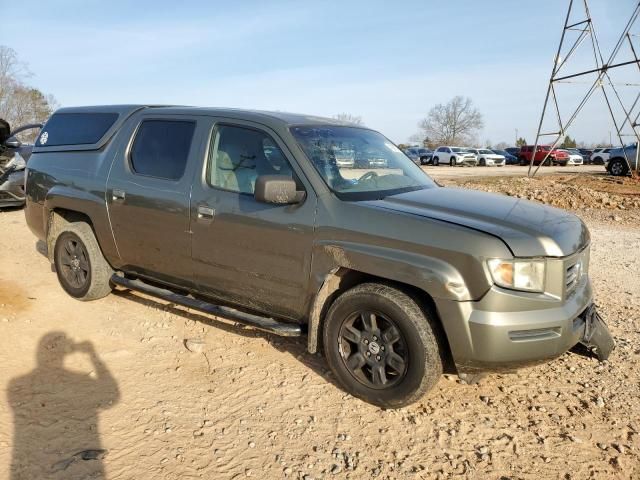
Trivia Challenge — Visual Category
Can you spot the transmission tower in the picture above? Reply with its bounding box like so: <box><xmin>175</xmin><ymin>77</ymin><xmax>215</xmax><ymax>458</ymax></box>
<box><xmin>528</xmin><ymin>0</ymin><xmax>640</xmax><ymax>177</ymax></box>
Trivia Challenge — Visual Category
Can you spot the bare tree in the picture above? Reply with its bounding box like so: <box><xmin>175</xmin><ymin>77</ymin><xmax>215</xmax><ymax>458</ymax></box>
<box><xmin>0</xmin><ymin>45</ymin><xmax>56</xmax><ymax>141</ymax></box>
<box><xmin>494</xmin><ymin>141</ymin><xmax>509</xmax><ymax>150</ymax></box>
<box><xmin>332</xmin><ymin>113</ymin><xmax>364</xmax><ymax>126</ymax></box>
<box><xmin>417</xmin><ymin>96</ymin><xmax>483</xmax><ymax>145</ymax></box>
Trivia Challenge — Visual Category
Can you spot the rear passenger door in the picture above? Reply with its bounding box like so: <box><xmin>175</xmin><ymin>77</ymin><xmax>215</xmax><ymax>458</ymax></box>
<box><xmin>106</xmin><ymin>114</ymin><xmax>207</xmax><ymax>286</ymax></box>
<box><xmin>189</xmin><ymin>119</ymin><xmax>316</xmax><ymax>320</ymax></box>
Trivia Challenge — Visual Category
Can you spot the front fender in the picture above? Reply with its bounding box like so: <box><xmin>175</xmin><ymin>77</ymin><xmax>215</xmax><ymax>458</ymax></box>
<box><xmin>305</xmin><ymin>240</ymin><xmax>491</xmax><ymax>353</ymax></box>
<box><xmin>313</xmin><ymin>240</ymin><xmax>475</xmax><ymax>301</ymax></box>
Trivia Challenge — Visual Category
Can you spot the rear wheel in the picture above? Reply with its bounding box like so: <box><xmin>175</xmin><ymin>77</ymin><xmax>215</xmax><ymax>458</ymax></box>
<box><xmin>593</xmin><ymin>156</ymin><xmax>603</xmax><ymax>165</ymax></box>
<box><xmin>432</xmin><ymin>157</ymin><xmax>439</xmax><ymax>166</ymax></box>
<box><xmin>323</xmin><ymin>283</ymin><xmax>444</xmax><ymax>408</ymax></box>
<box><xmin>53</xmin><ymin>222</ymin><xmax>113</xmax><ymax>301</ymax></box>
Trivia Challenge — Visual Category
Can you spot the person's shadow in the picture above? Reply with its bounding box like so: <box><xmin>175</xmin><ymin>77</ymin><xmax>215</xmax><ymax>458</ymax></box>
<box><xmin>7</xmin><ymin>332</ymin><xmax>119</xmax><ymax>479</ymax></box>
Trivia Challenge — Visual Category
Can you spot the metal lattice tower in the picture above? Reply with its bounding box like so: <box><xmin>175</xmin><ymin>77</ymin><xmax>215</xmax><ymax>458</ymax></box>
<box><xmin>528</xmin><ymin>0</ymin><xmax>640</xmax><ymax>177</ymax></box>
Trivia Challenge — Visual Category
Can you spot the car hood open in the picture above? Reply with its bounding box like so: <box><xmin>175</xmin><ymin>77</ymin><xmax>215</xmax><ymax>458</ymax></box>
<box><xmin>363</xmin><ymin>187</ymin><xmax>589</xmax><ymax>257</ymax></box>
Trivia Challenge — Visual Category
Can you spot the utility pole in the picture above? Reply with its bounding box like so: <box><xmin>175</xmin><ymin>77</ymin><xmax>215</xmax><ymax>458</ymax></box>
<box><xmin>515</xmin><ymin>128</ymin><xmax>518</xmax><ymax>145</ymax></box>
<box><xmin>609</xmin><ymin>131</ymin><xmax>613</xmax><ymax>147</ymax></box>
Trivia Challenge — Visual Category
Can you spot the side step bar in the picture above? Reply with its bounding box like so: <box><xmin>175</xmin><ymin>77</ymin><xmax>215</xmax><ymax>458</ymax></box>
<box><xmin>110</xmin><ymin>275</ymin><xmax>302</xmax><ymax>337</ymax></box>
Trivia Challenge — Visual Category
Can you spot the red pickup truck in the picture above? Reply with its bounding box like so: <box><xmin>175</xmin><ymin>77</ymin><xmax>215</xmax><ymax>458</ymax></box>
<box><xmin>518</xmin><ymin>145</ymin><xmax>569</xmax><ymax>166</ymax></box>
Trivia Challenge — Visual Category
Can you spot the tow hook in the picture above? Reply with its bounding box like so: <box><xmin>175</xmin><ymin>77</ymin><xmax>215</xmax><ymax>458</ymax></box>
<box><xmin>580</xmin><ymin>304</ymin><xmax>615</xmax><ymax>361</ymax></box>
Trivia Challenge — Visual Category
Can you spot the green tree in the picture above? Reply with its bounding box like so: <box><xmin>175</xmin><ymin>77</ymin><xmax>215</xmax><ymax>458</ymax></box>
<box><xmin>561</xmin><ymin>135</ymin><xmax>577</xmax><ymax>148</ymax></box>
<box><xmin>516</xmin><ymin>137</ymin><xmax>528</xmax><ymax>146</ymax></box>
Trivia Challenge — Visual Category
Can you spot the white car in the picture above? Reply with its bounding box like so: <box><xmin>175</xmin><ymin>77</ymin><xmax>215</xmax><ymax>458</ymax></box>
<box><xmin>590</xmin><ymin>148</ymin><xmax>612</xmax><ymax>165</ymax></box>
<box><xmin>432</xmin><ymin>146</ymin><xmax>478</xmax><ymax>166</ymax></box>
<box><xmin>466</xmin><ymin>148</ymin><xmax>505</xmax><ymax>166</ymax></box>
<box><xmin>560</xmin><ymin>149</ymin><xmax>583</xmax><ymax>165</ymax></box>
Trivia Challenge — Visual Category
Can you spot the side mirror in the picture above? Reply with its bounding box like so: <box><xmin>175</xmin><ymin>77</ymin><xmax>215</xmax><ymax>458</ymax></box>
<box><xmin>254</xmin><ymin>175</ymin><xmax>304</xmax><ymax>205</ymax></box>
<box><xmin>4</xmin><ymin>136</ymin><xmax>21</xmax><ymax>148</ymax></box>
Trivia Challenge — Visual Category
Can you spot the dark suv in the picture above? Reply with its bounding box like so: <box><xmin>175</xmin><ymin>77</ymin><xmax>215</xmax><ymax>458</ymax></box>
<box><xmin>24</xmin><ymin>105</ymin><xmax>613</xmax><ymax>408</ymax></box>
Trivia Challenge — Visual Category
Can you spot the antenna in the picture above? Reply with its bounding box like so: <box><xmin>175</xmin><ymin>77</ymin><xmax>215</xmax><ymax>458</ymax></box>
<box><xmin>528</xmin><ymin>0</ymin><xmax>640</xmax><ymax>177</ymax></box>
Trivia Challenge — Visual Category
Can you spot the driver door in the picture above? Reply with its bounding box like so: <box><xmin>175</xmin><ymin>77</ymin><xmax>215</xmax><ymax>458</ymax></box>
<box><xmin>190</xmin><ymin>119</ymin><xmax>317</xmax><ymax>320</ymax></box>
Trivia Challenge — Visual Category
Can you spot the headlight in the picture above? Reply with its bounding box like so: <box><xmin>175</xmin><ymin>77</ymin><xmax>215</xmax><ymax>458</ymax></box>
<box><xmin>487</xmin><ymin>258</ymin><xmax>546</xmax><ymax>292</ymax></box>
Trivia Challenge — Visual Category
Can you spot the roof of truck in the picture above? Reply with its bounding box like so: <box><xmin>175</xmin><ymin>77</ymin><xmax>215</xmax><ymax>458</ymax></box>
<box><xmin>54</xmin><ymin>105</ymin><xmax>356</xmax><ymax>127</ymax></box>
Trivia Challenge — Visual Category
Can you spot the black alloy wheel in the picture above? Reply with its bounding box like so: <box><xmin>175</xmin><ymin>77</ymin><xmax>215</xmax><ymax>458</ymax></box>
<box><xmin>57</xmin><ymin>233</ymin><xmax>91</xmax><ymax>292</ymax></box>
<box><xmin>338</xmin><ymin>310</ymin><xmax>409</xmax><ymax>389</ymax></box>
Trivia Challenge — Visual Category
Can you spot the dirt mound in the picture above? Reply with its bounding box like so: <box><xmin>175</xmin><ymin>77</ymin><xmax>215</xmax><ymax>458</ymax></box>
<box><xmin>450</xmin><ymin>174</ymin><xmax>640</xmax><ymax>211</ymax></box>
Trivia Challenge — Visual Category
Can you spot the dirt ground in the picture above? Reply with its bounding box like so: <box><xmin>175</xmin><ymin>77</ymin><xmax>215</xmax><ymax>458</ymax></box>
<box><xmin>0</xmin><ymin>171</ymin><xmax>639</xmax><ymax>480</ymax></box>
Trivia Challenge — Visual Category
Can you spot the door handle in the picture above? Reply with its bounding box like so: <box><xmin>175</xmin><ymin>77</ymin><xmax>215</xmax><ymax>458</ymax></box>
<box><xmin>197</xmin><ymin>205</ymin><xmax>215</xmax><ymax>220</ymax></box>
<box><xmin>112</xmin><ymin>189</ymin><xmax>126</xmax><ymax>201</ymax></box>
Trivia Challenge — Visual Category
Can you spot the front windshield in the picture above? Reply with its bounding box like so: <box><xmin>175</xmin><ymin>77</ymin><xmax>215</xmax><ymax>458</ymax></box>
<box><xmin>451</xmin><ymin>147</ymin><xmax>465</xmax><ymax>153</ymax></box>
<box><xmin>479</xmin><ymin>149</ymin><xmax>493</xmax><ymax>154</ymax></box>
<box><xmin>290</xmin><ymin>126</ymin><xmax>437</xmax><ymax>200</ymax></box>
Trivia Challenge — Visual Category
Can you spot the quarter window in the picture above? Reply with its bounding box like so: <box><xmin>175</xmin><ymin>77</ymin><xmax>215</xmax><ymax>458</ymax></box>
<box><xmin>130</xmin><ymin>120</ymin><xmax>195</xmax><ymax>180</ymax></box>
<box><xmin>207</xmin><ymin>125</ymin><xmax>293</xmax><ymax>194</ymax></box>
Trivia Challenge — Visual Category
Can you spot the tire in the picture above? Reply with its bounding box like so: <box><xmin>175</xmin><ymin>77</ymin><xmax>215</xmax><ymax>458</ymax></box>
<box><xmin>323</xmin><ymin>283</ymin><xmax>444</xmax><ymax>408</ymax></box>
<box><xmin>608</xmin><ymin>158</ymin><xmax>629</xmax><ymax>177</ymax></box>
<box><xmin>450</xmin><ymin>157</ymin><xmax>456</xmax><ymax>167</ymax></box>
<box><xmin>593</xmin><ymin>156</ymin><xmax>603</xmax><ymax>165</ymax></box>
<box><xmin>53</xmin><ymin>222</ymin><xmax>113</xmax><ymax>301</ymax></box>
<box><xmin>432</xmin><ymin>157</ymin><xmax>439</xmax><ymax>166</ymax></box>
<box><xmin>420</xmin><ymin>157</ymin><xmax>426</xmax><ymax>165</ymax></box>
<box><xmin>479</xmin><ymin>158</ymin><xmax>486</xmax><ymax>166</ymax></box>
<box><xmin>519</xmin><ymin>157</ymin><xmax>528</xmax><ymax>166</ymax></box>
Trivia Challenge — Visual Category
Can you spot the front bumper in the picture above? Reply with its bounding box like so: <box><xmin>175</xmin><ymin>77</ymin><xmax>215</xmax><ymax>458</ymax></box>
<box><xmin>434</xmin><ymin>275</ymin><xmax>614</xmax><ymax>373</ymax></box>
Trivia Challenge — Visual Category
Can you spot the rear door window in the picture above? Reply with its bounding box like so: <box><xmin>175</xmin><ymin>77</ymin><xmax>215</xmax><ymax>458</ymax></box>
<box><xmin>37</xmin><ymin>112</ymin><xmax>118</xmax><ymax>146</ymax></box>
<box><xmin>130</xmin><ymin>120</ymin><xmax>195</xmax><ymax>180</ymax></box>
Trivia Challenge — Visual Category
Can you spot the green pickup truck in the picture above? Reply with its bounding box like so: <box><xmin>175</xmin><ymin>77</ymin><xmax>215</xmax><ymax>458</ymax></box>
<box><xmin>24</xmin><ymin>105</ymin><xmax>614</xmax><ymax>407</ymax></box>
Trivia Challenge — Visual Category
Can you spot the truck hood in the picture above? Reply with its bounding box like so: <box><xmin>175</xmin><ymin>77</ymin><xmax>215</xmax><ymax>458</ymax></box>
<box><xmin>364</xmin><ymin>187</ymin><xmax>589</xmax><ymax>257</ymax></box>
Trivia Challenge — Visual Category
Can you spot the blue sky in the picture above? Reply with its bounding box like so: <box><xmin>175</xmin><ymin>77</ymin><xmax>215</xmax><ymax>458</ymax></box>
<box><xmin>2</xmin><ymin>0</ymin><xmax>637</xmax><ymax>145</ymax></box>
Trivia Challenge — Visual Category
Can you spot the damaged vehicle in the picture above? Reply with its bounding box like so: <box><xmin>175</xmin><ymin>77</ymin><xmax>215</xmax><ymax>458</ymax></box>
<box><xmin>0</xmin><ymin>119</ymin><xmax>43</xmax><ymax>208</ymax></box>
<box><xmin>24</xmin><ymin>106</ymin><xmax>615</xmax><ymax>408</ymax></box>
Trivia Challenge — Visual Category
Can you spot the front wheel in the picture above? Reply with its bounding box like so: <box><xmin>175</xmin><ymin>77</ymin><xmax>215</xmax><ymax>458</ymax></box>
<box><xmin>323</xmin><ymin>283</ymin><xmax>444</xmax><ymax>408</ymax></box>
<box><xmin>450</xmin><ymin>157</ymin><xmax>456</xmax><ymax>166</ymax></box>
<box><xmin>53</xmin><ymin>222</ymin><xmax>113</xmax><ymax>301</ymax></box>
<box><xmin>479</xmin><ymin>158</ymin><xmax>486</xmax><ymax>166</ymax></box>
<box><xmin>432</xmin><ymin>157</ymin><xmax>439</xmax><ymax>166</ymax></box>
<box><xmin>609</xmin><ymin>159</ymin><xmax>629</xmax><ymax>176</ymax></box>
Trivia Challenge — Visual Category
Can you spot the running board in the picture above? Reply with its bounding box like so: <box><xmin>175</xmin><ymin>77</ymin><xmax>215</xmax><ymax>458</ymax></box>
<box><xmin>110</xmin><ymin>275</ymin><xmax>302</xmax><ymax>337</ymax></box>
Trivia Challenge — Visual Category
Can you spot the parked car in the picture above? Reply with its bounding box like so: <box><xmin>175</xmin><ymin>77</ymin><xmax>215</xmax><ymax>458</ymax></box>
<box><xmin>402</xmin><ymin>147</ymin><xmax>420</xmax><ymax>164</ymax></box>
<box><xmin>505</xmin><ymin>147</ymin><xmax>521</xmax><ymax>158</ymax></box>
<box><xmin>590</xmin><ymin>148</ymin><xmax>613</xmax><ymax>165</ymax></box>
<box><xmin>402</xmin><ymin>147</ymin><xmax>433</xmax><ymax>166</ymax></box>
<box><xmin>578</xmin><ymin>148</ymin><xmax>594</xmax><ymax>162</ymax></box>
<box><xmin>334</xmin><ymin>148</ymin><xmax>355</xmax><ymax>168</ymax></box>
<box><xmin>607</xmin><ymin>143</ymin><xmax>638</xmax><ymax>176</ymax></box>
<box><xmin>560</xmin><ymin>149</ymin><xmax>584</xmax><ymax>165</ymax></box>
<box><xmin>492</xmin><ymin>149</ymin><xmax>519</xmax><ymax>165</ymax></box>
<box><xmin>466</xmin><ymin>148</ymin><xmax>505</xmax><ymax>166</ymax></box>
<box><xmin>518</xmin><ymin>145</ymin><xmax>569</xmax><ymax>166</ymax></box>
<box><xmin>432</xmin><ymin>146</ymin><xmax>478</xmax><ymax>166</ymax></box>
<box><xmin>417</xmin><ymin>148</ymin><xmax>433</xmax><ymax>165</ymax></box>
<box><xmin>0</xmin><ymin>119</ymin><xmax>43</xmax><ymax>208</ymax></box>
<box><xmin>25</xmin><ymin>105</ymin><xmax>614</xmax><ymax>408</ymax></box>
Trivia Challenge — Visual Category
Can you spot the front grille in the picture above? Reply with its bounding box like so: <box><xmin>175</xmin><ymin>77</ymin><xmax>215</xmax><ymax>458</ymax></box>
<box><xmin>565</xmin><ymin>261</ymin><xmax>581</xmax><ymax>293</ymax></box>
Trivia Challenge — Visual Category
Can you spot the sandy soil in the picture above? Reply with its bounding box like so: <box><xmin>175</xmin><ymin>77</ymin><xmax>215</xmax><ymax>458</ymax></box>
<box><xmin>0</xmin><ymin>173</ymin><xmax>639</xmax><ymax>479</ymax></box>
